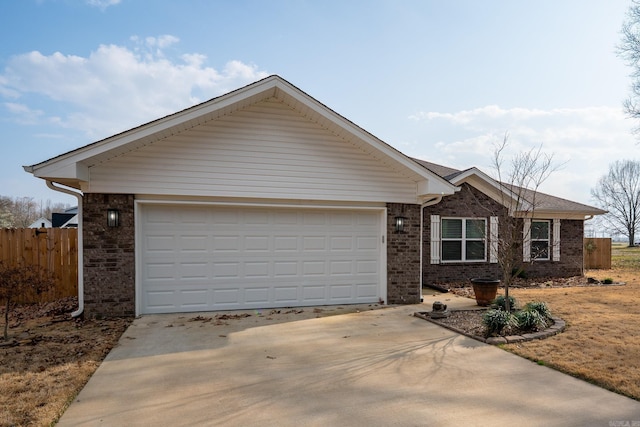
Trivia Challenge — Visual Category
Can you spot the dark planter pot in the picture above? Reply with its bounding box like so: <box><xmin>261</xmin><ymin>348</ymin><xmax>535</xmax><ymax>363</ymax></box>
<box><xmin>470</xmin><ymin>278</ymin><xmax>500</xmax><ymax>306</ymax></box>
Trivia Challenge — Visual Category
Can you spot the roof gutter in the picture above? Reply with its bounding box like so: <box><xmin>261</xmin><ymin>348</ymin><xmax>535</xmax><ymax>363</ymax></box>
<box><xmin>46</xmin><ymin>181</ymin><xmax>84</xmax><ymax>318</ymax></box>
<box><xmin>419</xmin><ymin>195</ymin><xmax>444</xmax><ymax>298</ymax></box>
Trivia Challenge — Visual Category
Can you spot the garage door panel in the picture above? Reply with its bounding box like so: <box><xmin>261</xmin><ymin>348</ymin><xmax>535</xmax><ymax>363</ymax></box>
<box><xmin>330</xmin><ymin>284</ymin><xmax>354</xmax><ymax>300</ymax></box>
<box><xmin>180</xmin><ymin>235</ymin><xmax>208</xmax><ymax>252</ymax></box>
<box><xmin>302</xmin><ymin>236</ymin><xmax>326</xmax><ymax>251</ymax></box>
<box><xmin>357</xmin><ymin>236</ymin><xmax>378</xmax><ymax>250</ymax></box>
<box><xmin>274</xmin><ymin>261</ymin><xmax>298</xmax><ymax>276</ymax></box>
<box><xmin>274</xmin><ymin>286</ymin><xmax>298</xmax><ymax>303</ymax></box>
<box><xmin>146</xmin><ymin>290</ymin><xmax>177</xmax><ymax>310</ymax></box>
<box><xmin>213</xmin><ymin>288</ymin><xmax>241</xmax><ymax>305</ymax></box>
<box><xmin>330</xmin><ymin>236</ymin><xmax>353</xmax><ymax>250</ymax></box>
<box><xmin>244</xmin><ymin>287</ymin><xmax>269</xmax><ymax>304</ymax></box>
<box><xmin>357</xmin><ymin>260</ymin><xmax>378</xmax><ymax>274</ymax></box>
<box><xmin>330</xmin><ymin>260</ymin><xmax>352</xmax><ymax>275</ymax></box>
<box><xmin>357</xmin><ymin>283</ymin><xmax>378</xmax><ymax>298</ymax></box>
<box><xmin>214</xmin><ymin>236</ymin><xmax>240</xmax><ymax>251</ymax></box>
<box><xmin>304</xmin><ymin>212</ymin><xmax>327</xmax><ymax>226</ymax></box>
<box><xmin>181</xmin><ymin>289</ymin><xmax>209</xmax><ymax>308</ymax></box>
<box><xmin>180</xmin><ymin>262</ymin><xmax>208</xmax><ymax>279</ymax></box>
<box><xmin>146</xmin><ymin>262</ymin><xmax>177</xmax><ymax>280</ymax></box>
<box><xmin>303</xmin><ymin>285</ymin><xmax>326</xmax><ymax>301</ymax></box>
<box><xmin>245</xmin><ymin>236</ymin><xmax>270</xmax><ymax>251</ymax></box>
<box><xmin>275</xmin><ymin>236</ymin><xmax>298</xmax><ymax>251</ymax></box>
<box><xmin>140</xmin><ymin>205</ymin><xmax>382</xmax><ymax>313</ymax></box>
<box><xmin>146</xmin><ymin>235</ymin><xmax>175</xmax><ymax>252</ymax></box>
<box><xmin>244</xmin><ymin>262</ymin><xmax>269</xmax><ymax>277</ymax></box>
<box><xmin>212</xmin><ymin>262</ymin><xmax>239</xmax><ymax>278</ymax></box>
<box><xmin>302</xmin><ymin>261</ymin><xmax>325</xmax><ymax>275</ymax></box>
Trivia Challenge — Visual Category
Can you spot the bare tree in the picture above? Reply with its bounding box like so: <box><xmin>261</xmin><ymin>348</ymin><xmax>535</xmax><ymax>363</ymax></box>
<box><xmin>619</xmin><ymin>0</ymin><xmax>640</xmax><ymax>136</ymax></box>
<box><xmin>0</xmin><ymin>196</ymin><xmax>71</xmax><ymax>228</ymax></box>
<box><xmin>490</xmin><ymin>135</ymin><xmax>559</xmax><ymax>312</ymax></box>
<box><xmin>0</xmin><ymin>262</ymin><xmax>54</xmax><ymax>341</ymax></box>
<box><xmin>12</xmin><ymin>197</ymin><xmax>39</xmax><ymax>228</ymax></box>
<box><xmin>0</xmin><ymin>196</ymin><xmax>14</xmax><ymax>228</ymax></box>
<box><xmin>591</xmin><ymin>159</ymin><xmax>640</xmax><ymax>247</ymax></box>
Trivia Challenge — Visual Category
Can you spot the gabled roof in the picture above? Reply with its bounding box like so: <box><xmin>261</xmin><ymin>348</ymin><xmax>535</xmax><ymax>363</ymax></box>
<box><xmin>24</xmin><ymin>75</ymin><xmax>457</xmax><ymax>201</ymax></box>
<box><xmin>413</xmin><ymin>158</ymin><xmax>606</xmax><ymax>219</ymax></box>
<box><xmin>28</xmin><ymin>217</ymin><xmax>52</xmax><ymax>228</ymax></box>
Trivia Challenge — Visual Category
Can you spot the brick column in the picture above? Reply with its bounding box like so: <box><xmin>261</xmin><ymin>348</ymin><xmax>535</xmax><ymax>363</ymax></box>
<box><xmin>83</xmin><ymin>193</ymin><xmax>135</xmax><ymax>318</ymax></box>
<box><xmin>386</xmin><ymin>203</ymin><xmax>421</xmax><ymax>304</ymax></box>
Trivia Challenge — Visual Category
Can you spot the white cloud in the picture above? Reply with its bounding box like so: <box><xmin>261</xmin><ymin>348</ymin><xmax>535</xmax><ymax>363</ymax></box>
<box><xmin>0</xmin><ymin>36</ymin><xmax>269</xmax><ymax>139</ymax></box>
<box><xmin>409</xmin><ymin>105</ymin><xmax>640</xmax><ymax>205</ymax></box>
<box><xmin>3</xmin><ymin>102</ymin><xmax>44</xmax><ymax>125</ymax></box>
<box><xmin>85</xmin><ymin>0</ymin><xmax>121</xmax><ymax>11</ymax></box>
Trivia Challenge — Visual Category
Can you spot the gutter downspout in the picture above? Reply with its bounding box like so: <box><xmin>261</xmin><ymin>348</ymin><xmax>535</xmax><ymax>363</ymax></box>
<box><xmin>46</xmin><ymin>181</ymin><xmax>84</xmax><ymax>318</ymax></box>
<box><xmin>419</xmin><ymin>195</ymin><xmax>443</xmax><ymax>300</ymax></box>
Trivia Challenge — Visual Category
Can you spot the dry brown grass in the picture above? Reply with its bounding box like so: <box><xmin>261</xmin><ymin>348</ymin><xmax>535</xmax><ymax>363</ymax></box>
<box><xmin>505</xmin><ymin>244</ymin><xmax>640</xmax><ymax>400</ymax></box>
<box><xmin>0</xmin><ymin>298</ymin><xmax>131</xmax><ymax>426</ymax></box>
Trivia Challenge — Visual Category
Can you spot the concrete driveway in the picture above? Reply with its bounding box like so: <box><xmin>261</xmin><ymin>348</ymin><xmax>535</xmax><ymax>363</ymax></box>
<box><xmin>58</xmin><ymin>299</ymin><xmax>640</xmax><ymax>426</ymax></box>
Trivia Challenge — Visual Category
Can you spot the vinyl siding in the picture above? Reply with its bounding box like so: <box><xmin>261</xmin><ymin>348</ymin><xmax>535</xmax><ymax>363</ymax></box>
<box><xmin>88</xmin><ymin>98</ymin><xmax>420</xmax><ymax>203</ymax></box>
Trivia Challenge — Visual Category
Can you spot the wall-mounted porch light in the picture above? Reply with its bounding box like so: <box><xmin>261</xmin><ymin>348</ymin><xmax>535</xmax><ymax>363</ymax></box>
<box><xmin>395</xmin><ymin>216</ymin><xmax>407</xmax><ymax>233</ymax></box>
<box><xmin>107</xmin><ymin>209</ymin><xmax>120</xmax><ymax>227</ymax></box>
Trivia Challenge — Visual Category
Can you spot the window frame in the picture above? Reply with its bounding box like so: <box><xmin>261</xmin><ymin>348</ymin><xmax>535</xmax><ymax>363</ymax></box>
<box><xmin>440</xmin><ymin>217</ymin><xmax>487</xmax><ymax>263</ymax></box>
<box><xmin>530</xmin><ymin>220</ymin><xmax>550</xmax><ymax>261</ymax></box>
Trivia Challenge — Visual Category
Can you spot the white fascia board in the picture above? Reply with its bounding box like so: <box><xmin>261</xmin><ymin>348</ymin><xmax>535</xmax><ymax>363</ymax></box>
<box><xmin>450</xmin><ymin>167</ymin><xmax>528</xmax><ymax>209</ymax></box>
<box><xmin>515</xmin><ymin>210</ymin><xmax>606</xmax><ymax>220</ymax></box>
<box><xmin>417</xmin><ymin>179</ymin><xmax>460</xmax><ymax>198</ymax></box>
<box><xmin>26</xmin><ymin>162</ymin><xmax>89</xmax><ymax>182</ymax></box>
<box><xmin>449</xmin><ymin>168</ymin><xmax>507</xmax><ymax>195</ymax></box>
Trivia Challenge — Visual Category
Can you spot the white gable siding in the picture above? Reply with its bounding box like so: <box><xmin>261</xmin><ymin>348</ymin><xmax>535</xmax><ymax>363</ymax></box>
<box><xmin>88</xmin><ymin>98</ymin><xmax>419</xmax><ymax>203</ymax></box>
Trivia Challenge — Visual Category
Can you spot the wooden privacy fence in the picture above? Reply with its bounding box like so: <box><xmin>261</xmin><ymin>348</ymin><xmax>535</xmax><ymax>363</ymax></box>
<box><xmin>0</xmin><ymin>228</ymin><xmax>78</xmax><ymax>303</ymax></box>
<box><xmin>584</xmin><ymin>237</ymin><xmax>612</xmax><ymax>270</ymax></box>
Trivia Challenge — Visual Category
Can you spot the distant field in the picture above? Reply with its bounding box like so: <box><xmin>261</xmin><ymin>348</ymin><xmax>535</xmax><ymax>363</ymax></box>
<box><xmin>611</xmin><ymin>242</ymin><xmax>640</xmax><ymax>271</ymax></box>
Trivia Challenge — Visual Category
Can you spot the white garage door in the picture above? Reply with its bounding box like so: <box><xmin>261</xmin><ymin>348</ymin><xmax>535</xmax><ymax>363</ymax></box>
<box><xmin>139</xmin><ymin>204</ymin><xmax>383</xmax><ymax>314</ymax></box>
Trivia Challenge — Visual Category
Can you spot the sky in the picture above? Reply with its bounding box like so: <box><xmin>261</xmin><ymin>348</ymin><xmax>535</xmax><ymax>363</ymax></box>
<box><xmin>0</xmin><ymin>0</ymin><xmax>638</xmax><ymax>209</ymax></box>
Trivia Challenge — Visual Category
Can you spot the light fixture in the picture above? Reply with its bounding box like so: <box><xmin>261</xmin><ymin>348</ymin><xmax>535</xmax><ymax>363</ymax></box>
<box><xmin>395</xmin><ymin>216</ymin><xmax>407</xmax><ymax>233</ymax></box>
<box><xmin>107</xmin><ymin>209</ymin><xmax>120</xmax><ymax>227</ymax></box>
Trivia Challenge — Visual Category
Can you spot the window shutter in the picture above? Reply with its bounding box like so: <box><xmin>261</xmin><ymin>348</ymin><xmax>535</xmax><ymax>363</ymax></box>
<box><xmin>523</xmin><ymin>218</ymin><xmax>531</xmax><ymax>262</ymax></box>
<box><xmin>430</xmin><ymin>215</ymin><xmax>440</xmax><ymax>264</ymax></box>
<box><xmin>490</xmin><ymin>216</ymin><xmax>498</xmax><ymax>263</ymax></box>
<box><xmin>553</xmin><ymin>219</ymin><xmax>561</xmax><ymax>261</ymax></box>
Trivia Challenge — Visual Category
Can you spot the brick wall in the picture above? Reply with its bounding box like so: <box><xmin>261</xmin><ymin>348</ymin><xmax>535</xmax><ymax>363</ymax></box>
<box><xmin>524</xmin><ymin>219</ymin><xmax>584</xmax><ymax>277</ymax></box>
<box><xmin>422</xmin><ymin>183</ymin><xmax>586</xmax><ymax>285</ymax></box>
<box><xmin>83</xmin><ymin>193</ymin><xmax>135</xmax><ymax>318</ymax></box>
<box><xmin>386</xmin><ymin>203</ymin><xmax>421</xmax><ymax>304</ymax></box>
<box><xmin>422</xmin><ymin>184</ymin><xmax>503</xmax><ymax>284</ymax></box>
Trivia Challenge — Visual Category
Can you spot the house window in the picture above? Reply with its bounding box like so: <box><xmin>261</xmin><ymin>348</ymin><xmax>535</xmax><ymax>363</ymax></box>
<box><xmin>441</xmin><ymin>218</ymin><xmax>486</xmax><ymax>262</ymax></box>
<box><xmin>531</xmin><ymin>220</ymin><xmax>550</xmax><ymax>260</ymax></box>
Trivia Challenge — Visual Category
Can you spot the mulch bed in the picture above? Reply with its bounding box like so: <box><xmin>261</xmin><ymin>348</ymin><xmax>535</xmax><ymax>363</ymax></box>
<box><xmin>428</xmin><ymin>275</ymin><xmax>622</xmax><ymax>299</ymax></box>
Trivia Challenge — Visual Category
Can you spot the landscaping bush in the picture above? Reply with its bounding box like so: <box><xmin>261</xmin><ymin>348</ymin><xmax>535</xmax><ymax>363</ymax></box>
<box><xmin>515</xmin><ymin>308</ymin><xmax>548</xmax><ymax>331</ymax></box>
<box><xmin>483</xmin><ymin>299</ymin><xmax>553</xmax><ymax>336</ymax></box>
<box><xmin>524</xmin><ymin>301</ymin><xmax>551</xmax><ymax>319</ymax></box>
<box><xmin>483</xmin><ymin>309</ymin><xmax>519</xmax><ymax>337</ymax></box>
<box><xmin>491</xmin><ymin>295</ymin><xmax>518</xmax><ymax>311</ymax></box>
